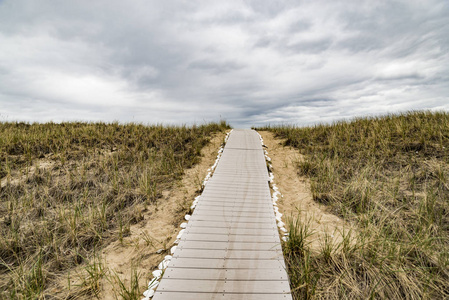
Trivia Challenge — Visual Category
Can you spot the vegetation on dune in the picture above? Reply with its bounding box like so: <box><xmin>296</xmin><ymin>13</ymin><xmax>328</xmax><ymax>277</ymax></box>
<box><xmin>0</xmin><ymin>121</ymin><xmax>230</xmax><ymax>299</ymax></box>
<box><xmin>260</xmin><ymin>111</ymin><xmax>449</xmax><ymax>299</ymax></box>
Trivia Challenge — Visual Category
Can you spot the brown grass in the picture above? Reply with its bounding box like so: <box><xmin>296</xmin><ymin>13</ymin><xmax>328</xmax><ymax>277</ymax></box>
<box><xmin>258</xmin><ymin>111</ymin><xmax>449</xmax><ymax>299</ymax></box>
<box><xmin>0</xmin><ymin>121</ymin><xmax>230</xmax><ymax>299</ymax></box>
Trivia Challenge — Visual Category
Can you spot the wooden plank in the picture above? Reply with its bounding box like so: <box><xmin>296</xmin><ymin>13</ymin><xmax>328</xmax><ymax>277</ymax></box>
<box><xmin>168</xmin><ymin>257</ymin><xmax>286</xmax><ymax>269</ymax></box>
<box><xmin>194</xmin><ymin>205</ymin><xmax>274</xmax><ymax>212</ymax></box>
<box><xmin>189</xmin><ymin>215</ymin><xmax>275</xmax><ymax>223</ymax></box>
<box><xmin>198</xmin><ymin>194</ymin><xmax>272</xmax><ymax>201</ymax></box>
<box><xmin>194</xmin><ymin>205</ymin><xmax>273</xmax><ymax>213</ymax></box>
<box><xmin>201</xmin><ymin>192</ymin><xmax>272</xmax><ymax>199</ymax></box>
<box><xmin>184</xmin><ymin>226</ymin><xmax>278</xmax><ymax>236</ymax></box>
<box><xmin>163</xmin><ymin>267</ymin><xmax>289</xmax><ymax>281</ymax></box>
<box><xmin>156</xmin><ymin>279</ymin><xmax>291</xmax><ymax>294</ymax></box>
<box><xmin>153</xmin><ymin>292</ymin><xmax>292</xmax><ymax>300</ymax></box>
<box><xmin>176</xmin><ymin>240</ymin><xmax>282</xmax><ymax>251</ymax></box>
<box><xmin>197</xmin><ymin>196</ymin><xmax>272</xmax><ymax>204</ymax></box>
<box><xmin>186</xmin><ymin>220</ymin><xmax>277</xmax><ymax>230</ymax></box>
<box><xmin>191</xmin><ymin>210</ymin><xmax>274</xmax><ymax>218</ymax></box>
<box><xmin>211</xmin><ymin>174</ymin><xmax>270</xmax><ymax>180</ymax></box>
<box><xmin>179</xmin><ymin>233</ymin><xmax>280</xmax><ymax>243</ymax></box>
<box><xmin>205</xmin><ymin>180</ymin><xmax>270</xmax><ymax>187</ymax></box>
<box><xmin>195</xmin><ymin>201</ymin><xmax>273</xmax><ymax>209</ymax></box>
<box><xmin>173</xmin><ymin>249</ymin><xmax>283</xmax><ymax>260</ymax></box>
<box><xmin>204</xmin><ymin>182</ymin><xmax>270</xmax><ymax>190</ymax></box>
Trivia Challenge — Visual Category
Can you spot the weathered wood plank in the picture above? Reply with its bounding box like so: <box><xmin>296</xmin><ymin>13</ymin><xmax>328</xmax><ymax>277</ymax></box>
<box><xmin>191</xmin><ymin>210</ymin><xmax>274</xmax><ymax>218</ymax></box>
<box><xmin>184</xmin><ymin>226</ymin><xmax>278</xmax><ymax>236</ymax></box>
<box><xmin>188</xmin><ymin>215</ymin><xmax>275</xmax><ymax>223</ymax></box>
<box><xmin>168</xmin><ymin>257</ymin><xmax>286</xmax><ymax>269</ymax></box>
<box><xmin>194</xmin><ymin>205</ymin><xmax>274</xmax><ymax>213</ymax></box>
<box><xmin>179</xmin><ymin>233</ymin><xmax>280</xmax><ymax>243</ymax></box>
<box><xmin>156</xmin><ymin>278</ymin><xmax>291</xmax><ymax>294</ymax></box>
<box><xmin>176</xmin><ymin>240</ymin><xmax>282</xmax><ymax>251</ymax></box>
<box><xmin>186</xmin><ymin>220</ymin><xmax>277</xmax><ymax>230</ymax></box>
<box><xmin>195</xmin><ymin>201</ymin><xmax>273</xmax><ymax>209</ymax></box>
<box><xmin>172</xmin><ymin>249</ymin><xmax>283</xmax><ymax>260</ymax></box>
<box><xmin>163</xmin><ymin>267</ymin><xmax>289</xmax><ymax>281</ymax></box>
<box><xmin>153</xmin><ymin>292</ymin><xmax>291</xmax><ymax>300</ymax></box>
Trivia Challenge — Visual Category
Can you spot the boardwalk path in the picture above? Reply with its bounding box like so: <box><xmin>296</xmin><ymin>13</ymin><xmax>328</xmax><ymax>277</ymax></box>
<box><xmin>153</xmin><ymin>129</ymin><xmax>292</xmax><ymax>299</ymax></box>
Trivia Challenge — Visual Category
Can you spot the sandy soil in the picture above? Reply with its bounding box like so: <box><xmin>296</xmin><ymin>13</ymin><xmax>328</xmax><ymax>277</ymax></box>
<box><xmin>0</xmin><ymin>159</ymin><xmax>55</xmax><ymax>188</ymax></box>
<box><xmin>260</xmin><ymin>131</ymin><xmax>353</xmax><ymax>252</ymax></box>
<box><xmin>99</xmin><ymin>131</ymin><xmax>227</xmax><ymax>298</ymax></box>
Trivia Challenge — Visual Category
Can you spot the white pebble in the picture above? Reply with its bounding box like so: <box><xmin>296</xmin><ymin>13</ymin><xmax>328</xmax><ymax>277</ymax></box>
<box><xmin>158</xmin><ymin>260</ymin><xmax>168</xmax><ymax>270</ymax></box>
<box><xmin>176</xmin><ymin>229</ymin><xmax>185</xmax><ymax>239</ymax></box>
<box><xmin>148</xmin><ymin>278</ymin><xmax>159</xmax><ymax>289</ymax></box>
<box><xmin>152</xmin><ymin>270</ymin><xmax>162</xmax><ymax>278</ymax></box>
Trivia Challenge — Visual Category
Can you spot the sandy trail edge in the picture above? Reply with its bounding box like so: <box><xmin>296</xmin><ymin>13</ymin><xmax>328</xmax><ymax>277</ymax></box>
<box><xmin>260</xmin><ymin>131</ymin><xmax>354</xmax><ymax>252</ymax></box>
<box><xmin>98</xmin><ymin>131</ymin><xmax>227</xmax><ymax>298</ymax></box>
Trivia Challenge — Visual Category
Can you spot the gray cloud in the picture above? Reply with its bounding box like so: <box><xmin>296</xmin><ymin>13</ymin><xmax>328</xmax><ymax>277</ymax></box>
<box><xmin>0</xmin><ymin>0</ymin><xmax>448</xmax><ymax>127</ymax></box>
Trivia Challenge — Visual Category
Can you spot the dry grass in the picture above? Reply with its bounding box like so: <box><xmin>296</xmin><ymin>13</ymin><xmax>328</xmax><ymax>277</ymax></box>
<box><xmin>0</xmin><ymin>121</ymin><xmax>230</xmax><ymax>299</ymax></box>
<box><xmin>258</xmin><ymin>111</ymin><xmax>449</xmax><ymax>299</ymax></box>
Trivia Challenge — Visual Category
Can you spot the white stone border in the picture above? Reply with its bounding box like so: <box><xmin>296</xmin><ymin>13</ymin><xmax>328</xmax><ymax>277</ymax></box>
<box><xmin>141</xmin><ymin>130</ymin><xmax>233</xmax><ymax>299</ymax></box>
<box><xmin>256</xmin><ymin>132</ymin><xmax>289</xmax><ymax>242</ymax></box>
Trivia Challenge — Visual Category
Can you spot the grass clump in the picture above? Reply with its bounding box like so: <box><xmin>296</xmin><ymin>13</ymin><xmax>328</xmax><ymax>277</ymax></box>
<box><xmin>260</xmin><ymin>111</ymin><xmax>449</xmax><ymax>299</ymax></box>
<box><xmin>0</xmin><ymin>120</ymin><xmax>230</xmax><ymax>298</ymax></box>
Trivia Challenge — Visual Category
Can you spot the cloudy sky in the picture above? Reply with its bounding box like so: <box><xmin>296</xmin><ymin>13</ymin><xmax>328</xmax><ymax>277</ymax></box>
<box><xmin>0</xmin><ymin>0</ymin><xmax>448</xmax><ymax>127</ymax></box>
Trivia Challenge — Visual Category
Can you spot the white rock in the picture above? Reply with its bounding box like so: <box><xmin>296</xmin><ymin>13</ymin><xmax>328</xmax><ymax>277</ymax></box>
<box><xmin>142</xmin><ymin>288</ymin><xmax>155</xmax><ymax>298</ymax></box>
<box><xmin>152</xmin><ymin>270</ymin><xmax>163</xmax><ymax>278</ymax></box>
<box><xmin>164</xmin><ymin>255</ymin><xmax>173</xmax><ymax>261</ymax></box>
<box><xmin>148</xmin><ymin>278</ymin><xmax>159</xmax><ymax>289</ymax></box>
<box><xmin>184</xmin><ymin>215</ymin><xmax>191</xmax><ymax>221</ymax></box>
<box><xmin>176</xmin><ymin>229</ymin><xmax>185</xmax><ymax>239</ymax></box>
<box><xmin>158</xmin><ymin>260</ymin><xmax>168</xmax><ymax>270</ymax></box>
<box><xmin>170</xmin><ymin>246</ymin><xmax>177</xmax><ymax>255</ymax></box>
<box><xmin>180</xmin><ymin>223</ymin><xmax>187</xmax><ymax>229</ymax></box>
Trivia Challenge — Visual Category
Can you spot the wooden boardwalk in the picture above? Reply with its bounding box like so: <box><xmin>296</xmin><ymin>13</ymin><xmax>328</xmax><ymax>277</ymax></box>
<box><xmin>153</xmin><ymin>129</ymin><xmax>292</xmax><ymax>299</ymax></box>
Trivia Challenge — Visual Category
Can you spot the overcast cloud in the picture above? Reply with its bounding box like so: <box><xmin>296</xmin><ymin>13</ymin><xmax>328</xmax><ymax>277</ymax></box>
<box><xmin>0</xmin><ymin>0</ymin><xmax>448</xmax><ymax>127</ymax></box>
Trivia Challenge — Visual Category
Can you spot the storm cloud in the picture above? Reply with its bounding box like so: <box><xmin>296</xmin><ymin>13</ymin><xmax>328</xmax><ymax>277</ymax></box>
<box><xmin>0</xmin><ymin>0</ymin><xmax>448</xmax><ymax>127</ymax></box>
